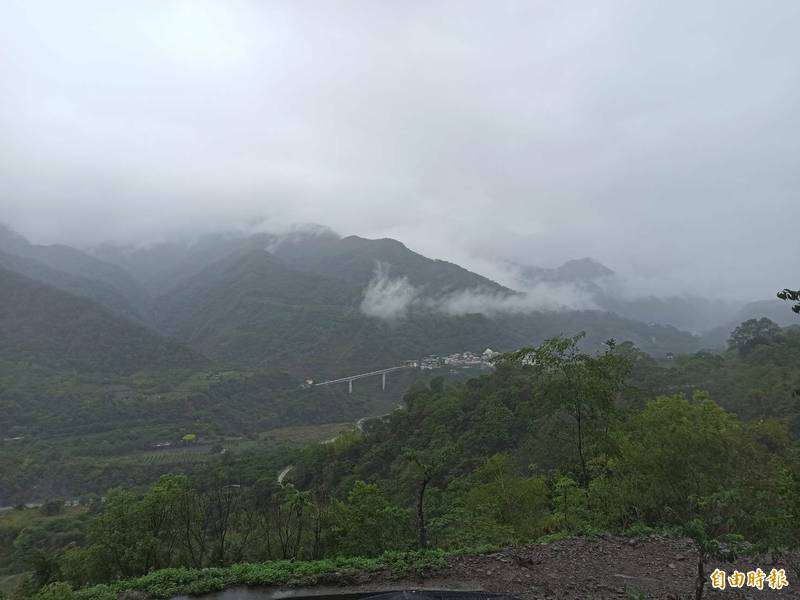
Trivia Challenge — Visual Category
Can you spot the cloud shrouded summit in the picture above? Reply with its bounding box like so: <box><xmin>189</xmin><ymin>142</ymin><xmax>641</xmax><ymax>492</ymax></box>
<box><xmin>0</xmin><ymin>0</ymin><xmax>798</xmax><ymax>299</ymax></box>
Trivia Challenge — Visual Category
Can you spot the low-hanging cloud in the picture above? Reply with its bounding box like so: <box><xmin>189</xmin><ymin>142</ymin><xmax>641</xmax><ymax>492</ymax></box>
<box><xmin>360</xmin><ymin>264</ymin><xmax>597</xmax><ymax>321</ymax></box>
<box><xmin>360</xmin><ymin>263</ymin><xmax>420</xmax><ymax>321</ymax></box>
<box><xmin>436</xmin><ymin>284</ymin><xmax>598</xmax><ymax>317</ymax></box>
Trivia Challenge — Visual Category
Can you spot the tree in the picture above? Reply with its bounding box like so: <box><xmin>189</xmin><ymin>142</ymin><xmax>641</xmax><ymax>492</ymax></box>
<box><xmin>748</xmin><ymin>467</ymin><xmax>800</xmax><ymax>582</ymax></box>
<box><xmin>728</xmin><ymin>318</ymin><xmax>782</xmax><ymax>353</ymax></box>
<box><xmin>503</xmin><ymin>335</ymin><xmax>631</xmax><ymax>488</ymax></box>
<box><xmin>777</xmin><ymin>288</ymin><xmax>800</xmax><ymax>314</ymax></box>
<box><xmin>275</xmin><ymin>486</ymin><xmax>309</xmax><ymax>560</ymax></box>
<box><xmin>206</xmin><ymin>482</ymin><xmax>245</xmax><ymax>565</ymax></box>
<box><xmin>249</xmin><ymin>480</ymin><xmax>310</xmax><ymax>560</ymax></box>
<box><xmin>38</xmin><ymin>500</ymin><xmax>65</xmax><ymax>517</ymax></box>
<box><xmin>34</xmin><ymin>582</ymin><xmax>75</xmax><ymax>600</ymax></box>
<box><xmin>403</xmin><ymin>443</ymin><xmax>455</xmax><ymax>549</ymax></box>
<box><xmin>26</xmin><ymin>548</ymin><xmax>62</xmax><ymax>588</ymax></box>
<box><xmin>84</xmin><ymin>489</ymin><xmax>150</xmax><ymax>579</ymax></box>
<box><xmin>138</xmin><ymin>475</ymin><xmax>184</xmax><ymax>571</ymax></box>
<box><xmin>462</xmin><ymin>454</ymin><xmax>549</xmax><ymax>541</ymax></box>
<box><xmin>334</xmin><ymin>481</ymin><xmax>410</xmax><ymax>556</ymax></box>
<box><xmin>611</xmin><ymin>393</ymin><xmax>761</xmax><ymax>599</ymax></box>
<box><xmin>612</xmin><ymin>393</ymin><xmax>747</xmax><ymax>524</ymax></box>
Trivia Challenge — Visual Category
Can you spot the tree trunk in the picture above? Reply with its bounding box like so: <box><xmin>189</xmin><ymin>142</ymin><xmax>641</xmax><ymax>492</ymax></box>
<box><xmin>695</xmin><ymin>554</ymin><xmax>706</xmax><ymax>600</ymax></box>
<box><xmin>576</xmin><ymin>399</ymin><xmax>589</xmax><ymax>489</ymax></box>
<box><xmin>417</xmin><ymin>477</ymin><xmax>430</xmax><ymax>549</ymax></box>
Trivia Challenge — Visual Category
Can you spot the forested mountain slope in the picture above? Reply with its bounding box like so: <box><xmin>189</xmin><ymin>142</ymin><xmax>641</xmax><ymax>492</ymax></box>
<box><xmin>0</xmin><ymin>226</ymin><xmax>151</xmax><ymax>321</ymax></box>
<box><xmin>154</xmin><ymin>246</ymin><xmax>360</xmax><ymax>340</ymax></box>
<box><xmin>135</xmin><ymin>231</ymin><xmax>701</xmax><ymax>375</ymax></box>
<box><xmin>23</xmin><ymin>331</ymin><xmax>800</xmax><ymax>599</ymax></box>
<box><xmin>88</xmin><ymin>232</ymin><xmax>273</xmax><ymax>295</ymax></box>
<box><xmin>270</xmin><ymin>232</ymin><xmax>510</xmax><ymax>294</ymax></box>
<box><xmin>0</xmin><ymin>266</ymin><xmax>204</xmax><ymax>374</ymax></box>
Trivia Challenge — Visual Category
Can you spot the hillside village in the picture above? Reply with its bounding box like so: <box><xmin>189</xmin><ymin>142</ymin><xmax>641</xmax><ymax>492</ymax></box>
<box><xmin>418</xmin><ymin>347</ymin><xmax>499</xmax><ymax>370</ymax></box>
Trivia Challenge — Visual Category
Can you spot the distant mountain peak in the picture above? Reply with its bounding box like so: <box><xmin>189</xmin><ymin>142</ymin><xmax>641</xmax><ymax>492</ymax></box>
<box><xmin>557</xmin><ymin>258</ymin><xmax>615</xmax><ymax>280</ymax></box>
<box><xmin>342</xmin><ymin>234</ymin><xmax>406</xmax><ymax>247</ymax></box>
<box><xmin>265</xmin><ymin>225</ymin><xmax>341</xmax><ymax>253</ymax></box>
<box><xmin>0</xmin><ymin>223</ymin><xmax>32</xmax><ymax>253</ymax></box>
<box><xmin>516</xmin><ymin>257</ymin><xmax>615</xmax><ymax>285</ymax></box>
<box><xmin>287</xmin><ymin>222</ymin><xmax>339</xmax><ymax>237</ymax></box>
<box><xmin>0</xmin><ymin>223</ymin><xmax>25</xmax><ymax>238</ymax></box>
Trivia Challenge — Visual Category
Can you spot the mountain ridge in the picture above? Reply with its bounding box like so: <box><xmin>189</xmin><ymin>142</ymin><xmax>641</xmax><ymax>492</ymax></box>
<box><xmin>0</xmin><ymin>265</ymin><xmax>207</xmax><ymax>374</ymax></box>
<box><xmin>0</xmin><ymin>224</ymin><xmax>152</xmax><ymax>321</ymax></box>
<box><xmin>2</xmin><ymin>224</ymin><xmax>786</xmax><ymax>376</ymax></box>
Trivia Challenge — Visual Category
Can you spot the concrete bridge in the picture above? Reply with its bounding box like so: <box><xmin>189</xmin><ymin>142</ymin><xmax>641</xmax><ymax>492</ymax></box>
<box><xmin>314</xmin><ymin>364</ymin><xmax>414</xmax><ymax>393</ymax></box>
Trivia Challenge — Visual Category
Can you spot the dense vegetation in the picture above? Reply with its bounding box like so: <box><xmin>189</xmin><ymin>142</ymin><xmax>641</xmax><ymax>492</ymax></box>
<box><xmin>40</xmin><ymin>550</ymin><xmax>462</xmax><ymax>600</ymax></box>
<box><xmin>0</xmin><ymin>363</ymin><xmax>423</xmax><ymax>505</ymax></box>
<box><xmin>0</xmin><ymin>267</ymin><xmax>205</xmax><ymax>375</ymax></box>
<box><xmin>0</xmin><ymin>226</ymin><xmax>150</xmax><ymax>322</ymax></box>
<box><xmin>5</xmin><ymin>322</ymin><xmax>800</xmax><ymax>599</ymax></box>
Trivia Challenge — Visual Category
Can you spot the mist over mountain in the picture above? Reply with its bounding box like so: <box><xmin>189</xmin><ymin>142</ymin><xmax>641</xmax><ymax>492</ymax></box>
<box><xmin>0</xmin><ymin>264</ymin><xmax>204</xmax><ymax>374</ymax></box>
<box><xmin>2</xmin><ymin>221</ymin><xmax>785</xmax><ymax>366</ymax></box>
<box><xmin>0</xmin><ymin>223</ymin><xmax>721</xmax><ymax>378</ymax></box>
<box><xmin>0</xmin><ymin>224</ymin><xmax>152</xmax><ymax>321</ymax></box>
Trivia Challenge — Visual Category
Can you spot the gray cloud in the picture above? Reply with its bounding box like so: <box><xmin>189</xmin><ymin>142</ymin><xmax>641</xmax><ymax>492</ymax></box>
<box><xmin>360</xmin><ymin>263</ymin><xmax>597</xmax><ymax>320</ymax></box>
<box><xmin>1</xmin><ymin>0</ymin><xmax>798</xmax><ymax>300</ymax></box>
<box><xmin>360</xmin><ymin>263</ymin><xmax>420</xmax><ymax>321</ymax></box>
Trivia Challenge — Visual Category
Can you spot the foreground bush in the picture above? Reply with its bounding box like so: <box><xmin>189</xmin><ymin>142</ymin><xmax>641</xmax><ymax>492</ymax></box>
<box><xmin>71</xmin><ymin>548</ymin><xmax>463</xmax><ymax>600</ymax></box>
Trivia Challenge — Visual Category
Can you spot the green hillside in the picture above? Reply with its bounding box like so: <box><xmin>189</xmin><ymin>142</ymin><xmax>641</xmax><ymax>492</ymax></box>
<box><xmin>154</xmin><ymin>246</ymin><xmax>359</xmax><ymax>341</ymax></box>
<box><xmin>154</xmin><ymin>290</ymin><xmax>700</xmax><ymax>379</ymax></box>
<box><xmin>14</xmin><ymin>330</ymin><xmax>800</xmax><ymax>600</ymax></box>
<box><xmin>141</xmin><ymin>232</ymin><xmax>700</xmax><ymax>376</ymax></box>
<box><xmin>0</xmin><ymin>266</ymin><xmax>204</xmax><ymax>375</ymax></box>
<box><xmin>272</xmin><ymin>233</ymin><xmax>510</xmax><ymax>293</ymax></box>
<box><xmin>88</xmin><ymin>232</ymin><xmax>273</xmax><ymax>295</ymax></box>
<box><xmin>0</xmin><ymin>226</ymin><xmax>151</xmax><ymax>321</ymax></box>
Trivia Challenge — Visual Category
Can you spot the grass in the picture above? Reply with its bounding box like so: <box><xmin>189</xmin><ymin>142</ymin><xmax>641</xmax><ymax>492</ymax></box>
<box><xmin>72</xmin><ymin>548</ymin><xmax>472</xmax><ymax>600</ymax></box>
<box><xmin>102</xmin><ymin>422</ymin><xmax>355</xmax><ymax>468</ymax></box>
<box><xmin>261</xmin><ymin>422</ymin><xmax>354</xmax><ymax>446</ymax></box>
<box><xmin>0</xmin><ymin>573</ymin><xmax>25</xmax><ymax>595</ymax></box>
<box><xmin>0</xmin><ymin>504</ymin><xmax>85</xmax><ymax>528</ymax></box>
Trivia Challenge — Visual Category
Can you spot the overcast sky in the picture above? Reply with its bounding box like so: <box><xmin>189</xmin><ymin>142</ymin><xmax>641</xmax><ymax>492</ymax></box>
<box><xmin>1</xmin><ymin>0</ymin><xmax>798</xmax><ymax>299</ymax></box>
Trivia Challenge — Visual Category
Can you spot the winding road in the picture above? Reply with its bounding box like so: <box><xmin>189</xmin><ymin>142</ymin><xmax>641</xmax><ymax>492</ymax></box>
<box><xmin>277</xmin><ymin>465</ymin><xmax>294</xmax><ymax>485</ymax></box>
<box><xmin>275</xmin><ymin>404</ymin><xmax>404</xmax><ymax>485</ymax></box>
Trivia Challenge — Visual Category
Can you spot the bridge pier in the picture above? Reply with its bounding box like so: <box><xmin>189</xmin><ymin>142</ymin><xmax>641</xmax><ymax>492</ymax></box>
<box><xmin>314</xmin><ymin>364</ymin><xmax>412</xmax><ymax>393</ymax></box>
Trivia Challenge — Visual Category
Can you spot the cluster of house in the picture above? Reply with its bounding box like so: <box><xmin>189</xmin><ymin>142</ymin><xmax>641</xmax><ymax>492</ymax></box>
<box><xmin>417</xmin><ymin>348</ymin><xmax>499</xmax><ymax>370</ymax></box>
<box><xmin>299</xmin><ymin>349</ymin><xmax>503</xmax><ymax>389</ymax></box>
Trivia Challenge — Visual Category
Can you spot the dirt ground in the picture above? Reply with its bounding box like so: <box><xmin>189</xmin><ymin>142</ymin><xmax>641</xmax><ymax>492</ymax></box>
<box><xmin>329</xmin><ymin>535</ymin><xmax>799</xmax><ymax>600</ymax></box>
